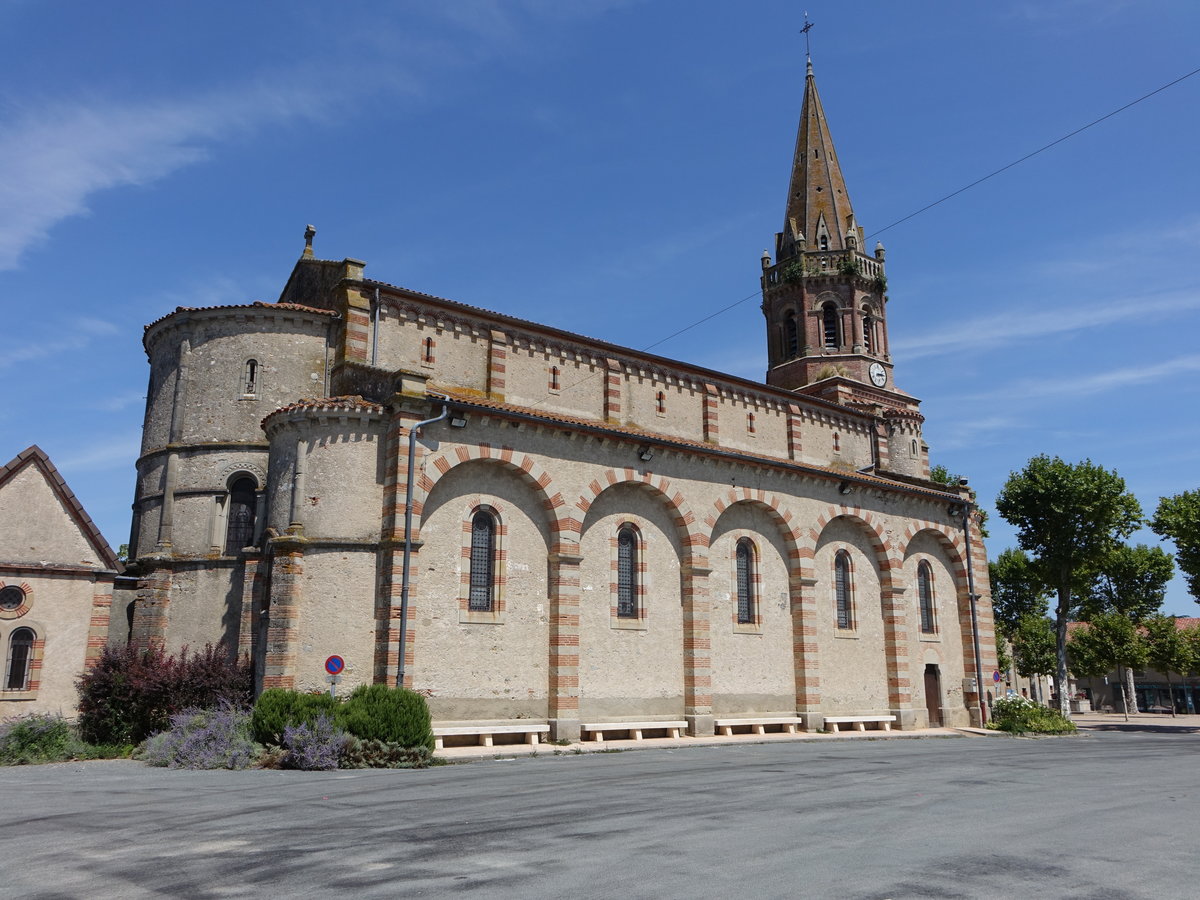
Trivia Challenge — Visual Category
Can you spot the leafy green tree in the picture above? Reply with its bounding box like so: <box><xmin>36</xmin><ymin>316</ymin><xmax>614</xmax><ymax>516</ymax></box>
<box><xmin>989</xmin><ymin>548</ymin><xmax>1051</xmax><ymax>636</ymax></box>
<box><xmin>1010</xmin><ymin>614</ymin><xmax>1056</xmax><ymax>702</ymax></box>
<box><xmin>1151</xmin><ymin>490</ymin><xmax>1200</xmax><ymax>602</ymax></box>
<box><xmin>1080</xmin><ymin>544</ymin><xmax>1174</xmax><ymax>621</ymax></box>
<box><xmin>996</xmin><ymin>456</ymin><xmax>1143</xmax><ymax>717</ymax></box>
<box><xmin>930</xmin><ymin>464</ymin><xmax>989</xmax><ymax>537</ymax></box>
<box><xmin>1143</xmin><ymin>615</ymin><xmax>1194</xmax><ymax>717</ymax></box>
<box><xmin>1068</xmin><ymin>613</ymin><xmax>1148</xmax><ymax>719</ymax></box>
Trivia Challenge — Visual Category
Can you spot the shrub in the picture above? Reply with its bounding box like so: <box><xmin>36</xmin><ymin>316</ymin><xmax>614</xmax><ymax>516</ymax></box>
<box><xmin>0</xmin><ymin>714</ymin><xmax>74</xmax><ymax>764</ymax></box>
<box><xmin>340</xmin><ymin>738</ymin><xmax>433</xmax><ymax>769</ymax></box>
<box><xmin>336</xmin><ymin>684</ymin><xmax>434</xmax><ymax>750</ymax></box>
<box><xmin>139</xmin><ymin>704</ymin><xmax>258</xmax><ymax>769</ymax></box>
<box><xmin>282</xmin><ymin>714</ymin><xmax>348</xmax><ymax>771</ymax></box>
<box><xmin>988</xmin><ymin>696</ymin><xmax>1077</xmax><ymax>735</ymax></box>
<box><xmin>252</xmin><ymin>689</ymin><xmax>341</xmax><ymax>746</ymax></box>
<box><xmin>77</xmin><ymin>643</ymin><xmax>252</xmax><ymax>745</ymax></box>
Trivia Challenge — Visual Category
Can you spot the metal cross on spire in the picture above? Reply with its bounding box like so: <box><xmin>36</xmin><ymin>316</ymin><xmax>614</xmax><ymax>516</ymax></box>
<box><xmin>801</xmin><ymin>11</ymin><xmax>814</xmax><ymax>62</ymax></box>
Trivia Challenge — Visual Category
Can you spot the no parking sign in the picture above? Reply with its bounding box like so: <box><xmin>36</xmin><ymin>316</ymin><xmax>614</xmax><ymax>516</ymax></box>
<box><xmin>325</xmin><ymin>655</ymin><xmax>345</xmax><ymax>676</ymax></box>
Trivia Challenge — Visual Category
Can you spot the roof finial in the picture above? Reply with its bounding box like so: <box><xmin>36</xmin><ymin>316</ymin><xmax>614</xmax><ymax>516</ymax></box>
<box><xmin>303</xmin><ymin>224</ymin><xmax>316</xmax><ymax>258</ymax></box>
<box><xmin>801</xmin><ymin>11</ymin><xmax>814</xmax><ymax>73</ymax></box>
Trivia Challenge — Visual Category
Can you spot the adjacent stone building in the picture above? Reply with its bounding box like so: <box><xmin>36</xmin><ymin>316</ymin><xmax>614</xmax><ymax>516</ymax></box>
<box><xmin>1</xmin><ymin>446</ymin><xmax>117</xmax><ymax>715</ymax></box>
<box><xmin>119</xmin><ymin>60</ymin><xmax>997</xmax><ymax>737</ymax></box>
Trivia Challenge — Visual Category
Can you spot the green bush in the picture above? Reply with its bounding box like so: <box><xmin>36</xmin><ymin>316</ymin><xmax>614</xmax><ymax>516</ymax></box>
<box><xmin>0</xmin><ymin>714</ymin><xmax>132</xmax><ymax>765</ymax></box>
<box><xmin>988</xmin><ymin>696</ymin><xmax>1077</xmax><ymax>735</ymax></box>
<box><xmin>340</xmin><ymin>738</ymin><xmax>433</xmax><ymax>769</ymax></box>
<box><xmin>251</xmin><ymin>689</ymin><xmax>341</xmax><ymax>746</ymax></box>
<box><xmin>336</xmin><ymin>684</ymin><xmax>434</xmax><ymax>750</ymax></box>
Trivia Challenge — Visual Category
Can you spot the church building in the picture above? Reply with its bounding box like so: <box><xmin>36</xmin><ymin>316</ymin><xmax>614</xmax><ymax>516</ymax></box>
<box><xmin>118</xmin><ymin>60</ymin><xmax>996</xmax><ymax>738</ymax></box>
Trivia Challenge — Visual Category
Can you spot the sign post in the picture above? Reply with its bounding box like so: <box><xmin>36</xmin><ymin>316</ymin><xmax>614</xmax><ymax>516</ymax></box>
<box><xmin>325</xmin><ymin>655</ymin><xmax>345</xmax><ymax>698</ymax></box>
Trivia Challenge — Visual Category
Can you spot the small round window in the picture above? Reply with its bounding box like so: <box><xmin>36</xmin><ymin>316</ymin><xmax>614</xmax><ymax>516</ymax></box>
<box><xmin>0</xmin><ymin>585</ymin><xmax>24</xmax><ymax>611</ymax></box>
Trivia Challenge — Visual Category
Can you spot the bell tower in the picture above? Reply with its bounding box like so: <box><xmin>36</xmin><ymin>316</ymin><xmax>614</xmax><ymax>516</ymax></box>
<box><xmin>760</xmin><ymin>59</ymin><xmax>894</xmax><ymax>397</ymax></box>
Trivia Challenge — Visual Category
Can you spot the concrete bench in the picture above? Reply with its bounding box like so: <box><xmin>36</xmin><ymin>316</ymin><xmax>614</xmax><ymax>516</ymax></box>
<box><xmin>714</xmin><ymin>716</ymin><xmax>804</xmax><ymax>736</ymax></box>
<box><xmin>824</xmin><ymin>715</ymin><xmax>895</xmax><ymax>733</ymax></box>
<box><xmin>432</xmin><ymin>723</ymin><xmax>549</xmax><ymax>750</ymax></box>
<box><xmin>582</xmin><ymin>721</ymin><xmax>687</xmax><ymax>742</ymax></box>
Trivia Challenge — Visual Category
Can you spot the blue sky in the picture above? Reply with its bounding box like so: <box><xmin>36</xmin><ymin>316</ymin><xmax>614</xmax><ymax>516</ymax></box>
<box><xmin>2</xmin><ymin>1</ymin><xmax>1198</xmax><ymax>612</ymax></box>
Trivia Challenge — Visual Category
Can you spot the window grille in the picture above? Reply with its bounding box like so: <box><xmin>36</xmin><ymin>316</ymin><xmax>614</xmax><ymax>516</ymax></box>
<box><xmin>4</xmin><ymin>628</ymin><xmax>33</xmax><ymax>691</ymax></box>
<box><xmin>823</xmin><ymin>304</ymin><xmax>839</xmax><ymax>348</ymax></box>
<box><xmin>225</xmin><ymin>477</ymin><xmax>257</xmax><ymax>554</ymax></box>
<box><xmin>617</xmin><ymin>526</ymin><xmax>637</xmax><ymax>618</ymax></box>
<box><xmin>918</xmin><ymin>562</ymin><xmax>936</xmax><ymax>633</ymax></box>
<box><xmin>469</xmin><ymin>512</ymin><xmax>495</xmax><ymax>611</ymax></box>
<box><xmin>835</xmin><ymin>551</ymin><xmax>852</xmax><ymax>629</ymax></box>
<box><xmin>736</xmin><ymin>539</ymin><xmax>754</xmax><ymax>624</ymax></box>
<box><xmin>0</xmin><ymin>586</ymin><xmax>22</xmax><ymax>610</ymax></box>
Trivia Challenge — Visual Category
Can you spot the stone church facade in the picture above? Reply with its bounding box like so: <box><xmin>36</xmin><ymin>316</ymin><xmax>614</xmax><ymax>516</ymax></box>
<box><xmin>118</xmin><ymin>61</ymin><xmax>996</xmax><ymax>738</ymax></box>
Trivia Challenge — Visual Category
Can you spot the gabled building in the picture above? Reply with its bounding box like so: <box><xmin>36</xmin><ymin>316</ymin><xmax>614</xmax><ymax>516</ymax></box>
<box><xmin>0</xmin><ymin>446</ymin><xmax>118</xmax><ymax>714</ymax></box>
<box><xmin>119</xmin><ymin>58</ymin><xmax>996</xmax><ymax>737</ymax></box>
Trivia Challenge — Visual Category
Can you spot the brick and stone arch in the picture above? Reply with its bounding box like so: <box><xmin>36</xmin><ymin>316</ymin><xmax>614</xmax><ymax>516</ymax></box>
<box><xmin>575</xmin><ymin>468</ymin><xmax>702</xmax><ymax>563</ymax></box>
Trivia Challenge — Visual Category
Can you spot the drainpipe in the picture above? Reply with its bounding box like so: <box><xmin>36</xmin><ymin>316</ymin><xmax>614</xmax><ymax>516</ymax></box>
<box><xmin>371</xmin><ymin>288</ymin><xmax>381</xmax><ymax>367</ymax></box>
<box><xmin>955</xmin><ymin>482</ymin><xmax>987</xmax><ymax>726</ymax></box>
<box><xmin>397</xmin><ymin>393</ymin><xmax>450</xmax><ymax>687</ymax></box>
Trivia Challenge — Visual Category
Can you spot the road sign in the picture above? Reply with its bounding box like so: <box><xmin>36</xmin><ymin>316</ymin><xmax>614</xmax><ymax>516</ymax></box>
<box><xmin>992</xmin><ymin>670</ymin><xmax>1001</xmax><ymax>683</ymax></box>
<box><xmin>325</xmin><ymin>655</ymin><xmax>345</xmax><ymax>675</ymax></box>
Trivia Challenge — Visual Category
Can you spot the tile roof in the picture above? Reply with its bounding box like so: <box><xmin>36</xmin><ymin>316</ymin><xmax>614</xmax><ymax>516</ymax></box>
<box><xmin>261</xmin><ymin>396</ymin><xmax>384</xmax><ymax>430</ymax></box>
<box><xmin>144</xmin><ymin>301</ymin><xmax>337</xmax><ymax>331</ymax></box>
<box><xmin>0</xmin><ymin>445</ymin><xmax>121</xmax><ymax>571</ymax></box>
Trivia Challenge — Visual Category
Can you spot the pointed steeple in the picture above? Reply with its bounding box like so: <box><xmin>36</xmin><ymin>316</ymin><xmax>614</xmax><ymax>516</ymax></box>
<box><xmin>778</xmin><ymin>61</ymin><xmax>863</xmax><ymax>260</ymax></box>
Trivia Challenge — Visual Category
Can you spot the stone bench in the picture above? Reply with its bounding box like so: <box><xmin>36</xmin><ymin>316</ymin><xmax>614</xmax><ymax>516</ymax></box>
<box><xmin>714</xmin><ymin>716</ymin><xmax>804</xmax><ymax>736</ymax></box>
<box><xmin>582</xmin><ymin>721</ymin><xmax>687</xmax><ymax>742</ymax></box>
<box><xmin>432</xmin><ymin>723</ymin><xmax>549</xmax><ymax>750</ymax></box>
<box><xmin>824</xmin><ymin>715</ymin><xmax>895</xmax><ymax>733</ymax></box>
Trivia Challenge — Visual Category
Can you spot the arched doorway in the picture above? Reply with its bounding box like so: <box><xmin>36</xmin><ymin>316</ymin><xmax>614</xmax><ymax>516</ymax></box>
<box><xmin>924</xmin><ymin>664</ymin><xmax>942</xmax><ymax>727</ymax></box>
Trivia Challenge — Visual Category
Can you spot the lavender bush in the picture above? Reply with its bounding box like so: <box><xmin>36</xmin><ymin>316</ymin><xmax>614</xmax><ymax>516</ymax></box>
<box><xmin>282</xmin><ymin>713</ymin><xmax>348</xmax><ymax>771</ymax></box>
<box><xmin>139</xmin><ymin>703</ymin><xmax>258</xmax><ymax>769</ymax></box>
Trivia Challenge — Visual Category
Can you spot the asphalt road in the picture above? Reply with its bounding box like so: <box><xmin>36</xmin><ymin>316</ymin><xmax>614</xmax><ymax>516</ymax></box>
<box><xmin>0</xmin><ymin>731</ymin><xmax>1195</xmax><ymax>899</ymax></box>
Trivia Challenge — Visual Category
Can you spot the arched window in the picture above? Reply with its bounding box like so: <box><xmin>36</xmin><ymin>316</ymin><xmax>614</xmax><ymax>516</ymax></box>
<box><xmin>835</xmin><ymin>550</ymin><xmax>853</xmax><ymax>629</ymax></box>
<box><xmin>469</xmin><ymin>511</ymin><xmax>497</xmax><ymax>612</ymax></box>
<box><xmin>918</xmin><ymin>561</ymin><xmax>936</xmax><ymax>634</ymax></box>
<box><xmin>822</xmin><ymin>303</ymin><xmax>840</xmax><ymax>348</ymax></box>
<box><xmin>549</xmin><ymin>366</ymin><xmax>560</xmax><ymax>390</ymax></box>
<box><xmin>4</xmin><ymin>627</ymin><xmax>34</xmax><ymax>691</ymax></box>
<box><xmin>784</xmin><ymin>316</ymin><xmax>799</xmax><ymax>359</ymax></box>
<box><xmin>863</xmin><ymin>314</ymin><xmax>874</xmax><ymax>353</ymax></box>
<box><xmin>736</xmin><ymin>538</ymin><xmax>755</xmax><ymax>624</ymax></box>
<box><xmin>819</xmin><ymin>235</ymin><xmax>829</xmax><ymax>251</ymax></box>
<box><xmin>617</xmin><ymin>525</ymin><xmax>638</xmax><ymax>619</ymax></box>
<box><xmin>656</xmin><ymin>391</ymin><xmax>666</xmax><ymax>415</ymax></box>
<box><xmin>243</xmin><ymin>359</ymin><xmax>258</xmax><ymax>396</ymax></box>
<box><xmin>423</xmin><ymin>336</ymin><xmax>435</xmax><ymax>364</ymax></box>
<box><xmin>747</xmin><ymin>411</ymin><xmax>756</xmax><ymax>434</ymax></box>
<box><xmin>224</xmin><ymin>477</ymin><xmax>257</xmax><ymax>554</ymax></box>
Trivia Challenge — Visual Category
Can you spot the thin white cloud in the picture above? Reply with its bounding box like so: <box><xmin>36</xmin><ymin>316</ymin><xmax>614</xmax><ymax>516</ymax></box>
<box><xmin>55</xmin><ymin>431</ymin><xmax>141</xmax><ymax>472</ymax></box>
<box><xmin>965</xmin><ymin>354</ymin><xmax>1200</xmax><ymax>404</ymax></box>
<box><xmin>0</xmin><ymin>77</ymin><xmax>337</xmax><ymax>271</ymax></box>
<box><xmin>892</xmin><ymin>288</ymin><xmax>1200</xmax><ymax>359</ymax></box>
<box><xmin>0</xmin><ymin>317</ymin><xmax>119</xmax><ymax>368</ymax></box>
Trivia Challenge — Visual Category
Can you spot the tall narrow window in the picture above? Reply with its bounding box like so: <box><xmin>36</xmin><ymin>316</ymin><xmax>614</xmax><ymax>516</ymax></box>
<box><xmin>784</xmin><ymin>316</ymin><xmax>799</xmax><ymax>359</ymax></box>
<box><xmin>656</xmin><ymin>391</ymin><xmax>666</xmax><ymax>415</ymax></box>
<box><xmin>4</xmin><ymin>628</ymin><xmax>34</xmax><ymax>691</ymax></box>
<box><xmin>835</xmin><ymin>550</ymin><xmax>853</xmax><ymax>629</ymax></box>
<box><xmin>736</xmin><ymin>538</ymin><xmax>755</xmax><ymax>624</ymax></box>
<box><xmin>549</xmin><ymin>366</ymin><xmax>560</xmax><ymax>390</ymax></box>
<box><xmin>225</xmin><ymin>477</ymin><xmax>257</xmax><ymax>554</ymax></box>
<box><xmin>243</xmin><ymin>359</ymin><xmax>258</xmax><ymax>396</ymax></box>
<box><xmin>822</xmin><ymin>303</ymin><xmax>840</xmax><ymax>348</ymax></box>
<box><xmin>747</xmin><ymin>411</ymin><xmax>756</xmax><ymax>434</ymax></box>
<box><xmin>918</xmin><ymin>561</ymin><xmax>936</xmax><ymax>634</ymax></box>
<box><xmin>469</xmin><ymin>511</ymin><xmax>496</xmax><ymax>612</ymax></box>
<box><xmin>423</xmin><ymin>336</ymin><xmax>435</xmax><ymax>363</ymax></box>
<box><xmin>863</xmin><ymin>315</ymin><xmax>874</xmax><ymax>353</ymax></box>
<box><xmin>819</xmin><ymin>235</ymin><xmax>829</xmax><ymax>251</ymax></box>
<box><xmin>617</xmin><ymin>525</ymin><xmax>638</xmax><ymax>619</ymax></box>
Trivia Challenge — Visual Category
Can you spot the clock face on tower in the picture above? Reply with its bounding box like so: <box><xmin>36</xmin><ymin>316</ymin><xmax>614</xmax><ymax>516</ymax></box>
<box><xmin>868</xmin><ymin>362</ymin><xmax>887</xmax><ymax>387</ymax></box>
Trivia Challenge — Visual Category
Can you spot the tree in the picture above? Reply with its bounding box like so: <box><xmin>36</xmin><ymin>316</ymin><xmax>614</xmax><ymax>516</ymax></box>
<box><xmin>996</xmin><ymin>456</ymin><xmax>1143</xmax><ymax>717</ymax></box>
<box><xmin>989</xmin><ymin>548</ymin><xmax>1051</xmax><ymax>636</ymax></box>
<box><xmin>1068</xmin><ymin>613</ymin><xmax>1148</xmax><ymax>720</ymax></box>
<box><xmin>1151</xmin><ymin>490</ymin><xmax>1200</xmax><ymax>603</ymax></box>
<box><xmin>1078</xmin><ymin>543</ymin><xmax>1173</xmax><ymax>712</ymax></box>
<box><xmin>1143</xmin><ymin>615</ymin><xmax>1194</xmax><ymax>717</ymax></box>
<box><xmin>1010</xmin><ymin>614</ymin><xmax>1056</xmax><ymax>702</ymax></box>
<box><xmin>930</xmin><ymin>464</ymin><xmax>989</xmax><ymax>537</ymax></box>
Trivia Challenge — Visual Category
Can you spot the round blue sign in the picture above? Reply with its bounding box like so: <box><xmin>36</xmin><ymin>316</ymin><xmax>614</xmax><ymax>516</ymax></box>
<box><xmin>325</xmin><ymin>655</ymin><xmax>345</xmax><ymax>675</ymax></box>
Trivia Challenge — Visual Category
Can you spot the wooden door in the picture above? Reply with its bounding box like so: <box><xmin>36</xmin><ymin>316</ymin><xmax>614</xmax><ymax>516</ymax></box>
<box><xmin>924</xmin><ymin>665</ymin><xmax>941</xmax><ymax>727</ymax></box>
